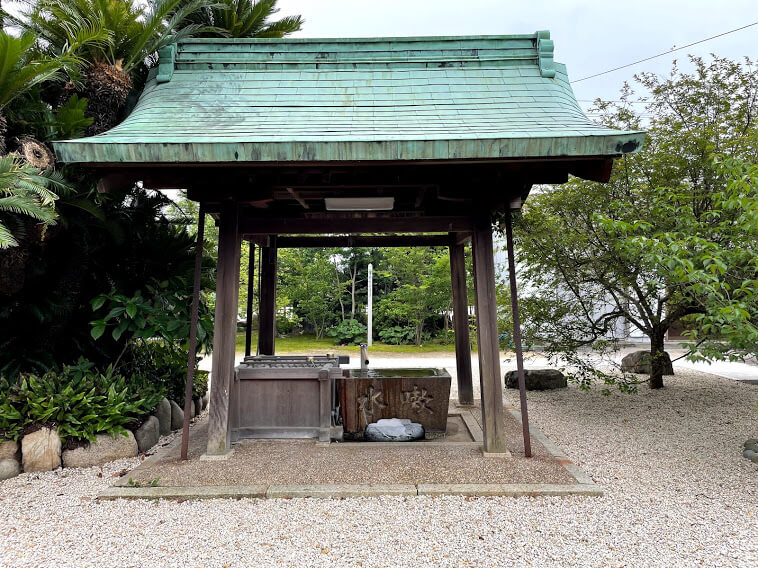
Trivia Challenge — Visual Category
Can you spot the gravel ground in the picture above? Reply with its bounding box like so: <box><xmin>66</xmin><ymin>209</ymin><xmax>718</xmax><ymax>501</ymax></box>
<box><xmin>1</xmin><ymin>368</ymin><xmax>756</xmax><ymax>568</ymax></box>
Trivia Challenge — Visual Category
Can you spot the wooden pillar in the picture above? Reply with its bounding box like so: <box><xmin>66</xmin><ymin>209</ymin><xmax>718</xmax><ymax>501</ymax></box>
<box><xmin>258</xmin><ymin>235</ymin><xmax>277</xmax><ymax>356</ymax></box>
<box><xmin>471</xmin><ymin>214</ymin><xmax>509</xmax><ymax>454</ymax></box>
<box><xmin>206</xmin><ymin>202</ymin><xmax>241</xmax><ymax>456</ymax></box>
<box><xmin>180</xmin><ymin>205</ymin><xmax>205</xmax><ymax>460</ymax></box>
<box><xmin>449</xmin><ymin>235</ymin><xmax>474</xmax><ymax>405</ymax></box>
<box><xmin>504</xmin><ymin>207</ymin><xmax>532</xmax><ymax>457</ymax></box>
<box><xmin>244</xmin><ymin>243</ymin><xmax>256</xmax><ymax>357</ymax></box>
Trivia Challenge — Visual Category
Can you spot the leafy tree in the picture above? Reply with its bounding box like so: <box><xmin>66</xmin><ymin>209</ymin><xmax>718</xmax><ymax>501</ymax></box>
<box><xmin>376</xmin><ymin>247</ymin><xmax>451</xmax><ymax>345</ymax></box>
<box><xmin>278</xmin><ymin>248</ymin><xmax>344</xmax><ymax>339</ymax></box>
<box><xmin>510</xmin><ymin>56</ymin><xmax>758</xmax><ymax>389</ymax></box>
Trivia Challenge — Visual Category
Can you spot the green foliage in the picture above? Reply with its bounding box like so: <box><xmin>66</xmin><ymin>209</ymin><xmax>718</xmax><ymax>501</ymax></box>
<box><xmin>509</xmin><ymin>56</ymin><xmax>758</xmax><ymax>389</ymax></box>
<box><xmin>14</xmin><ymin>0</ymin><xmax>214</xmax><ymax>75</ymax></box>
<box><xmin>0</xmin><ymin>358</ymin><xmax>163</xmax><ymax>442</ymax></box>
<box><xmin>279</xmin><ymin>249</ymin><xmax>344</xmax><ymax>339</ymax></box>
<box><xmin>50</xmin><ymin>95</ymin><xmax>93</xmax><ymax>139</ymax></box>
<box><xmin>123</xmin><ymin>341</ymin><xmax>207</xmax><ymax>405</ymax></box>
<box><xmin>377</xmin><ymin>326</ymin><xmax>418</xmax><ymax>345</ymax></box>
<box><xmin>0</xmin><ymin>32</ymin><xmax>69</xmax><ymax>111</ymax></box>
<box><xmin>0</xmin><ymin>186</ymin><xmax>215</xmax><ymax>377</ymax></box>
<box><xmin>0</xmin><ymin>154</ymin><xmax>66</xmax><ymax>248</ymax></box>
<box><xmin>327</xmin><ymin>319</ymin><xmax>367</xmax><ymax>346</ymax></box>
<box><xmin>90</xmin><ymin>278</ymin><xmax>213</xmax><ymax>355</ymax></box>
<box><xmin>176</xmin><ymin>0</ymin><xmax>303</xmax><ymax>39</ymax></box>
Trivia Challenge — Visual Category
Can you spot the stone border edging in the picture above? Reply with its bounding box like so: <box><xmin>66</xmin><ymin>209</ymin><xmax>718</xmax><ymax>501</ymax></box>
<box><xmin>98</xmin><ymin>482</ymin><xmax>602</xmax><ymax>500</ymax></box>
<box><xmin>505</xmin><ymin>405</ymin><xmax>598</xmax><ymax>486</ymax></box>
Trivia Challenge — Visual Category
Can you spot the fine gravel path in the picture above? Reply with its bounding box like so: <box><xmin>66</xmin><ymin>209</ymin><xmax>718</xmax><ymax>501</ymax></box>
<box><xmin>1</xmin><ymin>369</ymin><xmax>756</xmax><ymax>568</ymax></box>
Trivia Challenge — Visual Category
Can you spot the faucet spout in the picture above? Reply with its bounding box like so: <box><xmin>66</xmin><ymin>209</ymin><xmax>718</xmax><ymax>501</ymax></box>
<box><xmin>360</xmin><ymin>343</ymin><xmax>369</xmax><ymax>373</ymax></box>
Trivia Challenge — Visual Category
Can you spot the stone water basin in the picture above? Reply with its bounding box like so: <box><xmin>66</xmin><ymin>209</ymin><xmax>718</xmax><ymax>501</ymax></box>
<box><xmin>337</xmin><ymin>368</ymin><xmax>452</xmax><ymax>439</ymax></box>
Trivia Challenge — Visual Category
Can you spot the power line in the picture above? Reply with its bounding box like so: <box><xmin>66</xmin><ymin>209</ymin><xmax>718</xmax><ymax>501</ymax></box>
<box><xmin>573</xmin><ymin>21</ymin><xmax>758</xmax><ymax>83</ymax></box>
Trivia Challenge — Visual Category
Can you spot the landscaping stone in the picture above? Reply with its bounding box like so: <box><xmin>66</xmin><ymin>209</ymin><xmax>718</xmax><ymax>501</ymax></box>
<box><xmin>21</xmin><ymin>427</ymin><xmax>61</xmax><ymax>472</ymax></box>
<box><xmin>505</xmin><ymin>369</ymin><xmax>567</xmax><ymax>391</ymax></box>
<box><xmin>743</xmin><ymin>439</ymin><xmax>758</xmax><ymax>453</ymax></box>
<box><xmin>134</xmin><ymin>417</ymin><xmax>160</xmax><ymax>453</ymax></box>
<box><xmin>0</xmin><ymin>458</ymin><xmax>21</xmax><ymax>480</ymax></box>
<box><xmin>743</xmin><ymin>449</ymin><xmax>757</xmax><ymax>461</ymax></box>
<box><xmin>62</xmin><ymin>432</ymin><xmax>138</xmax><ymax>468</ymax></box>
<box><xmin>620</xmin><ymin>350</ymin><xmax>674</xmax><ymax>375</ymax></box>
<box><xmin>195</xmin><ymin>398</ymin><xmax>203</xmax><ymax>416</ymax></box>
<box><xmin>202</xmin><ymin>394</ymin><xmax>208</xmax><ymax>410</ymax></box>
<box><xmin>0</xmin><ymin>440</ymin><xmax>19</xmax><ymax>461</ymax></box>
<box><xmin>365</xmin><ymin>418</ymin><xmax>424</xmax><ymax>442</ymax></box>
<box><xmin>155</xmin><ymin>398</ymin><xmax>172</xmax><ymax>436</ymax></box>
<box><xmin>169</xmin><ymin>400</ymin><xmax>184</xmax><ymax>430</ymax></box>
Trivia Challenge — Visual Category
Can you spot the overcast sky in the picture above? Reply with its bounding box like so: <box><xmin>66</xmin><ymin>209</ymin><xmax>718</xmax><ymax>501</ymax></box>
<box><xmin>276</xmin><ymin>0</ymin><xmax>757</xmax><ymax>112</ymax></box>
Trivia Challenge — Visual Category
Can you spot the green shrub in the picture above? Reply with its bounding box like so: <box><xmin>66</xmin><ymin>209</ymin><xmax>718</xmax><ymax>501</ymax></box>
<box><xmin>377</xmin><ymin>326</ymin><xmax>417</xmax><ymax>345</ymax></box>
<box><xmin>0</xmin><ymin>359</ymin><xmax>163</xmax><ymax>442</ymax></box>
<box><xmin>123</xmin><ymin>341</ymin><xmax>206</xmax><ymax>405</ymax></box>
<box><xmin>327</xmin><ymin>319</ymin><xmax>367</xmax><ymax>345</ymax></box>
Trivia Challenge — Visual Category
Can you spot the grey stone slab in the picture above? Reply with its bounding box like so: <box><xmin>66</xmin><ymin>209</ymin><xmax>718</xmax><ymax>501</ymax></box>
<box><xmin>98</xmin><ymin>484</ymin><xmax>268</xmax><ymax>500</ymax></box>
<box><xmin>266</xmin><ymin>484</ymin><xmax>418</xmax><ymax>499</ymax></box>
<box><xmin>417</xmin><ymin>483</ymin><xmax>603</xmax><ymax>497</ymax></box>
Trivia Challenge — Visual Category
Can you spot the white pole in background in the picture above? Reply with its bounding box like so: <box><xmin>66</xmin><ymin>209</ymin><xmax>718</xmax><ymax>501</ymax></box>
<box><xmin>367</xmin><ymin>263</ymin><xmax>373</xmax><ymax>346</ymax></box>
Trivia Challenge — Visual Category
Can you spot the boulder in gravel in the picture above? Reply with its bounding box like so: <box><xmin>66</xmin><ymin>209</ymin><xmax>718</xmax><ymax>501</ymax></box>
<box><xmin>133</xmin><ymin>416</ymin><xmax>160</xmax><ymax>453</ymax></box>
<box><xmin>0</xmin><ymin>440</ymin><xmax>19</xmax><ymax>461</ymax></box>
<box><xmin>744</xmin><ymin>449</ymin><xmax>757</xmax><ymax>461</ymax></box>
<box><xmin>62</xmin><ymin>431</ymin><xmax>138</xmax><ymax>468</ymax></box>
<box><xmin>155</xmin><ymin>398</ymin><xmax>172</xmax><ymax>436</ymax></box>
<box><xmin>621</xmin><ymin>350</ymin><xmax>674</xmax><ymax>375</ymax></box>
<box><xmin>21</xmin><ymin>427</ymin><xmax>61</xmax><ymax>472</ymax></box>
<box><xmin>202</xmin><ymin>394</ymin><xmax>208</xmax><ymax>410</ymax></box>
<box><xmin>743</xmin><ymin>439</ymin><xmax>758</xmax><ymax>453</ymax></box>
<box><xmin>365</xmin><ymin>418</ymin><xmax>424</xmax><ymax>442</ymax></box>
<box><xmin>169</xmin><ymin>400</ymin><xmax>184</xmax><ymax>430</ymax></box>
<box><xmin>505</xmin><ymin>369</ymin><xmax>567</xmax><ymax>391</ymax></box>
<box><xmin>0</xmin><ymin>458</ymin><xmax>21</xmax><ymax>480</ymax></box>
<box><xmin>194</xmin><ymin>398</ymin><xmax>203</xmax><ymax>417</ymax></box>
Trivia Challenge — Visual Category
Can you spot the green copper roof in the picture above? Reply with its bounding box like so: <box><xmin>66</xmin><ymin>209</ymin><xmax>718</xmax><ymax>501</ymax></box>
<box><xmin>54</xmin><ymin>32</ymin><xmax>645</xmax><ymax>164</ymax></box>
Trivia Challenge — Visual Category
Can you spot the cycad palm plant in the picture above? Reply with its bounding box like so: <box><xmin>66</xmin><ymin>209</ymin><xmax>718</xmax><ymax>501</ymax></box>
<box><xmin>0</xmin><ymin>154</ymin><xmax>65</xmax><ymax>248</ymax></box>
<box><xmin>0</xmin><ymin>32</ymin><xmax>70</xmax><ymax>154</ymax></box>
<box><xmin>13</xmin><ymin>0</ymin><xmax>213</xmax><ymax>134</ymax></box>
<box><xmin>177</xmin><ymin>0</ymin><xmax>303</xmax><ymax>38</ymax></box>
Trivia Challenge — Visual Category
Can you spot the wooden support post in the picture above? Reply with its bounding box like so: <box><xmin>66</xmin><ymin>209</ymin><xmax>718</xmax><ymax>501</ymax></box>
<box><xmin>258</xmin><ymin>236</ymin><xmax>277</xmax><ymax>356</ymax></box>
<box><xmin>180</xmin><ymin>205</ymin><xmax>205</xmax><ymax>461</ymax></box>
<box><xmin>449</xmin><ymin>235</ymin><xmax>474</xmax><ymax>406</ymax></box>
<box><xmin>471</xmin><ymin>214</ymin><xmax>509</xmax><ymax>454</ymax></box>
<box><xmin>504</xmin><ymin>208</ymin><xmax>532</xmax><ymax>457</ymax></box>
<box><xmin>244</xmin><ymin>243</ymin><xmax>256</xmax><ymax>357</ymax></box>
<box><xmin>206</xmin><ymin>202</ymin><xmax>241</xmax><ymax>456</ymax></box>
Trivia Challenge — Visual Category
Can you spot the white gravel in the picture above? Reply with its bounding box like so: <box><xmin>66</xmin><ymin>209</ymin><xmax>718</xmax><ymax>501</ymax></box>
<box><xmin>1</xmin><ymin>368</ymin><xmax>756</xmax><ymax>568</ymax></box>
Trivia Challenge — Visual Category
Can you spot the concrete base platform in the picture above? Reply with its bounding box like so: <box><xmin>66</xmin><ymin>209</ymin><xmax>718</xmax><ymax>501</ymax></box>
<box><xmin>101</xmin><ymin>403</ymin><xmax>601</xmax><ymax>500</ymax></box>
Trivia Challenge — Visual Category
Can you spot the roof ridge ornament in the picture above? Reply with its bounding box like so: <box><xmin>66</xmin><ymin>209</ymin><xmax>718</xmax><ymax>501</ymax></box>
<box><xmin>156</xmin><ymin>44</ymin><xmax>177</xmax><ymax>84</ymax></box>
<box><xmin>536</xmin><ymin>30</ymin><xmax>556</xmax><ymax>78</ymax></box>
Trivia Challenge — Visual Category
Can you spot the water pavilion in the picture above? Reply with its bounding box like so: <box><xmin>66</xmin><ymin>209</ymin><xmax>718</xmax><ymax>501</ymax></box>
<box><xmin>54</xmin><ymin>31</ymin><xmax>644</xmax><ymax>460</ymax></box>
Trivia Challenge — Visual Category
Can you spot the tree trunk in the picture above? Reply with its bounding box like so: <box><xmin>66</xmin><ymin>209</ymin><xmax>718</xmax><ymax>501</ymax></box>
<box><xmin>649</xmin><ymin>328</ymin><xmax>666</xmax><ymax>389</ymax></box>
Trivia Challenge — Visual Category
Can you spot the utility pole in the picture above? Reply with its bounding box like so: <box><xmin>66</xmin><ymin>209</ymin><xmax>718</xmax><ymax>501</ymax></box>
<box><xmin>367</xmin><ymin>263</ymin><xmax>373</xmax><ymax>346</ymax></box>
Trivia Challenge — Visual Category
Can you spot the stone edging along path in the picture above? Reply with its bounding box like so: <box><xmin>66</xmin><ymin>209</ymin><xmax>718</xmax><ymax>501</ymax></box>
<box><xmin>0</xmin><ymin>393</ymin><xmax>208</xmax><ymax>481</ymax></box>
<box><xmin>99</xmin><ymin>482</ymin><xmax>603</xmax><ymax>500</ymax></box>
